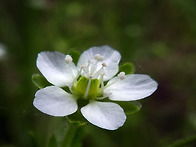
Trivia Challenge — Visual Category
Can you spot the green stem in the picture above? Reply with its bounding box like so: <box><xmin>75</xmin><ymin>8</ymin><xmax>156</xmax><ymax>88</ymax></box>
<box><xmin>61</xmin><ymin>118</ymin><xmax>85</xmax><ymax>147</ymax></box>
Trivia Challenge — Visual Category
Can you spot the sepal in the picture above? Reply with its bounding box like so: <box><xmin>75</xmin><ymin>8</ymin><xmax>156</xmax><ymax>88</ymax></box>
<box><xmin>119</xmin><ymin>62</ymin><xmax>135</xmax><ymax>74</ymax></box>
<box><xmin>32</xmin><ymin>73</ymin><xmax>51</xmax><ymax>89</ymax></box>
<box><xmin>116</xmin><ymin>101</ymin><xmax>142</xmax><ymax>115</ymax></box>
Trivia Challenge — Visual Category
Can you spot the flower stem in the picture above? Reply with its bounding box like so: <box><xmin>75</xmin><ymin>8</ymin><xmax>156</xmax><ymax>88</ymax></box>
<box><xmin>61</xmin><ymin>118</ymin><xmax>85</xmax><ymax>147</ymax></box>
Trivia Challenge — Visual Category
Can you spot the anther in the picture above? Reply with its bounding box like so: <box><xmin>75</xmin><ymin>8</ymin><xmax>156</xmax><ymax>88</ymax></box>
<box><xmin>65</xmin><ymin>55</ymin><xmax>73</xmax><ymax>63</ymax></box>
<box><xmin>118</xmin><ymin>72</ymin><xmax>125</xmax><ymax>80</ymax></box>
<box><xmin>88</xmin><ymin>59</ymin><xmax>93</xmax><ymax>64</ymax></box>
<box><xmin>81</xmin><ymin>64</ymin><xmax>86</xmax><ymax>68</ymax></box>
<box><xmin>94</xmin><ymin>54</ymin><xmax>104</xmax><ymax>61</ymax></box>
<box><xmin>102</xmin><ymin>62</ymin><xmax>107</xmax><ymax>67</ymax></box>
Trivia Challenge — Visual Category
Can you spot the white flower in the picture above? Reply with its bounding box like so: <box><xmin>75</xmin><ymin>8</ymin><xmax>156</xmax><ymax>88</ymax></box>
<box><xmin>33</xmin><ymin>45</ymin><xmax>158</xmax><ymax>130</ymax></box>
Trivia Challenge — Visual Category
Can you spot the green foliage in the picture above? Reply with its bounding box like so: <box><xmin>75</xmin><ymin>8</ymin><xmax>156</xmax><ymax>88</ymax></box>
<box><xmin>32</xmin><ymin>73</ymin><xmax>51</xmax><ymax>89</ymax></box>
<box><xmin>119</xmin><ymin>62</ymin><xmax>135</xmax><ymax>74</ymax></box>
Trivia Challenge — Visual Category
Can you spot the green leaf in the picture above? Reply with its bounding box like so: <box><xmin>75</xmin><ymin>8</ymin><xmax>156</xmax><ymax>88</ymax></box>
<box><xmin>32</xmin><ymin>73</ymin><xmax>51</xmax><ymax>89</ymax></box>
<box><xmin>68</xmin><ymin>49</ymin><xmax>81</xmax><ymax>64</ymax></box>
<box><xmin>116</xmin><ymin>101</ymin><xmax>142</xmax><ymax>115</ymax></box>
<box><xmin>119</xmin><ymin>62</ymin><xmax>135</xmax><ymax>74</ymax></box>
<box><xmin>48</xmin><ymin>135</ymin><xmax>57</xmax><ymax>147</ymax></box>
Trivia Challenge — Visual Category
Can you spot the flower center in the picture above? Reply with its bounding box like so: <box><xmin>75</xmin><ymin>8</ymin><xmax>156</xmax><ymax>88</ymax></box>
<box><xmin>65</xmin><ymin>54</ymin><xmax>126</xmax><ymax>100</ymax></box>
<box><xmin>71</xmin><ymin>54</ymin><xmax>106</xmax><ymax>100</ymax></box>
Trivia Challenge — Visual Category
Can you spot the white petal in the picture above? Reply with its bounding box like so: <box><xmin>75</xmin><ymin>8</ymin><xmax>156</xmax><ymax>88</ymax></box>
<box><xmin>33</xmin><ymin>86</ymin><xmax>78</xmax><ymax>116</ymax></box>
<box><xmin>104</xmin><ymin>74</ymin><xmax>158</xmax><ymax>101</ymax></box>
<box><xmin>81</xmin><ymin>101</ymin><xmax>126</xmax><ymax>130</ymax></box>
<box><xmin>77</xmin><ymin>45</ymin><xmax>121</xmax><ymax>81</ymax></box>
<box><xmin>37</xmin><ymin>51</ymin><xmax>78</xmax><ymax>87</ymax></box>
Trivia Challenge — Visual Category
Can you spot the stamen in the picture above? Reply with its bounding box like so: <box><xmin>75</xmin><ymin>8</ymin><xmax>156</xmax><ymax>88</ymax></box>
<box><xmin>92</xmin><ymin>65</ymin><xmax>105</xmax><ymax>79</ymax></box>
<box><xmin>84</xmin><ymin>76</ymin><xmax>92</xmax><ymax>98</ymax></box>
<box><xmin>89</xmin><ymin>63</ymin><xmax>97</xmax><ymax>77</ymax></box>
<box><xmin>99</xmin><ymin>71</ymin><xmax>105</xmax><ymax>92</ymax></box>
<box><xmin>88</xmin><ymin>59</ymin><xmax>93</xmax><ymax>65</ymax></box>
<box><xmin>85</xmin><ymin>60</ymin><xmax>92</xmax><ymax>76</ymax></box>
<box><xmin>118</xmin><ymin>72</ymin><xmax>125</xmax><ymax>80</ymax></box>
<box><xmin>65</xmin><ymin>55</ymin><xmax>73</xmax><ymax>63</ymax></box>
<box><xmin>83</xmin><ymin>57</ymin><xmax>106</xmax><ymax>79</ymax></box>
<box><xmin>104</xmin><ymin>72</ymin><xmax>125</xmax><ymax>89</ymax></box>
<box><xmin>64</xmin><ymin>55</ymin><xmax>76</xmax><ymax>79</ymax></box>
<box><xmin>100</xmin><ymin>70</ymin><xmax>105</xmax><ymax>76</ymax></box>
<box><xmin>82</xmin><ymin>67</ymin><xmax>89</xmax><ymax>77</ymax></box>
<box><xmin>73</xmin><ymin>64</ymin><xmax>85</xmax><ymax>84</ymax></box>
<box><xmin>81</xmin><ymin>64</ymin><xmax>86</xmax><ymax>68</ymax></box>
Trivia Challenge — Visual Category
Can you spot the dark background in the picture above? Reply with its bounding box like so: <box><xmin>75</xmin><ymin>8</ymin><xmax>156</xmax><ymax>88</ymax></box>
<box><xmin>0</xmin><ymin>0</ymin><xmax>196</xmax><ymax>146</ymax></box>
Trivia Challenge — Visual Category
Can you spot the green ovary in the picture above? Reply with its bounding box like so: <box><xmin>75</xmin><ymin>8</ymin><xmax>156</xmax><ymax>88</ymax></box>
<box><xmin>72</xmin><ymin>76</ymin><xmax>101</xmax><ymax>99</ymax></box>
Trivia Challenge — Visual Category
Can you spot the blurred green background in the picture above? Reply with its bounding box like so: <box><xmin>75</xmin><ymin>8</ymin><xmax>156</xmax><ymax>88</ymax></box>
<box><xmin>0</xmin><ymin>0</ymin><xmax>196</xmax><ymax>146</ymax></box>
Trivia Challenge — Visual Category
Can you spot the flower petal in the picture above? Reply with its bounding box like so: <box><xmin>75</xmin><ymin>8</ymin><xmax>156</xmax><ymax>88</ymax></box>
<box><xmin>81</xmin><ymin>101</ymin><xmax>126</xmax><ymax>130</ymax></box>
<box><xmin>37</xmin><ymin>51</ymin><xmax>77</xmax><ymax>87</ymax></box>
<box><xmin>77</xmin><ymin>45</ymin><xmax>121</xmax><ymax>81</ymax></box>
<box><xmin>105</xmin><ymin>74</ymin><xmax>158</xmax><ymax>101</ymax></box>
<box><xmin>33</xmin><ymin>86</ymin><xmax>78</xmax><ymax>116</ymax></box>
